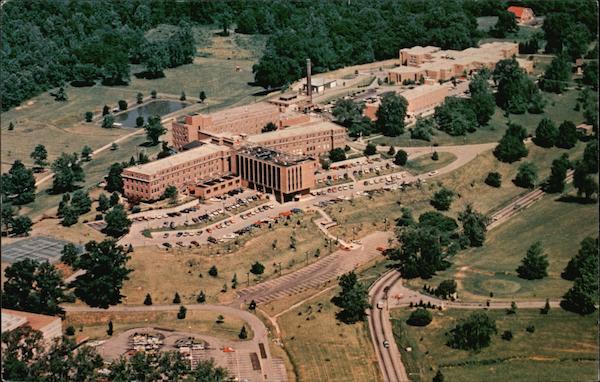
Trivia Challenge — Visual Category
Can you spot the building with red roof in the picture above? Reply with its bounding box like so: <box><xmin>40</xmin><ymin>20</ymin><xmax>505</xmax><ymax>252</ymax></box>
<box><xmin>507</xmin><ymin>6</ymin><xmax>535</xmax><ymax>23</ymax></box>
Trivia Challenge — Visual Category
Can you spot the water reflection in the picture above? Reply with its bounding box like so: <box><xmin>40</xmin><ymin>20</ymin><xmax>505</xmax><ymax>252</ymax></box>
<box><xmin>114</xmin><ymin>100</ymin><xmax>190</xmax><ymax>127</ymax></box>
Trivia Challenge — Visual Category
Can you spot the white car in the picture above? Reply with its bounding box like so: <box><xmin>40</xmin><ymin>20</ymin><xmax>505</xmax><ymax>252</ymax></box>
<box><xmin>428</xmin><ymin>170</ymin><xmax>438</xmax><ymax>176</ymax></box>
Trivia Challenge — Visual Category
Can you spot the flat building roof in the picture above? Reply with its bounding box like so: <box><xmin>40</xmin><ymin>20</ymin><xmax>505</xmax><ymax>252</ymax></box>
<box><xmin>238</xmin><ymin>146</ymin><xmax>312</xmax><ymax>167</ymax></box>
<box><xmin>125</xmin><ymin>143</ymin><xmax>229</xmax><ymax>176</ymax></box>
<box><xmin>247</xmin><ymin>120</ymin><xmax>345</xmax><ymax>143</ymax></box>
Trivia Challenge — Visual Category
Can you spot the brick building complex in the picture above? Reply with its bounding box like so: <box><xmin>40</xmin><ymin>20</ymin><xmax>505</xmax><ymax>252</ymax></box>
<box><xmin>123</xmin><ymin>119</ymin><xmax>344</xmax><ymax>202</ymax></box>
<box><xmin>507</xmin><ymin>6</ymin><xmax>535</xmax><ymax>24</ymax></box>
<box><xmin>364</xmin><ymin>84</ymin><xmax>449</xmax><ymax>120</ymax></box>
<box><xmin>236</xmin><ymin>146</ymin><xmax>315</xmax><ymax>202</ymax></box>
<box><xmin>122</xmin><ymin>144</ymin><xmax>233</xmax><ymax>201</ymax></box>
<box><xmin>1</xmin><ymin>309</ymin><xmax>62</xmax><ymax>343</ymax></box>
<box><xmin>388</xmin><ymin>42</ymin><xmax>530</xmax><ymax>84</ymax></box>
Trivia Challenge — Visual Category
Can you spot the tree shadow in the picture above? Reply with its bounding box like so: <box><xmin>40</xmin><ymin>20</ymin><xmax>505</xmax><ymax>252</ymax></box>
<box><xmin>133</xmin><ymin>71</ymin><xmax>165</xmax><ymax>80</ymax></box>
<box><xmin>139</xmin><ymin>141</ymin><xmax>158</xmax><ymax>148</ymax></box>
<box><xmin>555</xmin><ymin>194</ymin><xmax>597</xmax><ymax>204</ymax></box>
<box><xmin>45</xmin><ymin>185</ymin><xmax>82</xmax><ymax>196</ymax></box>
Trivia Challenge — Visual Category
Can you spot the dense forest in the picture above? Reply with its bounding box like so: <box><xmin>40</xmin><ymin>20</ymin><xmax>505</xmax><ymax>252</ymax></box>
<box><xmin>1</xmin><ymin>0</ymin><xmax>597</xmax><ymax>110</ymax></box>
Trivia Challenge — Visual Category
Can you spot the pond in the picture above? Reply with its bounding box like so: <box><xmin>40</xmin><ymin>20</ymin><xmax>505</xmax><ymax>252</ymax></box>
<box><xmin>114</xmin><ymin>100</ymin><xmax>190</xmax><ymax>127</ymax></box>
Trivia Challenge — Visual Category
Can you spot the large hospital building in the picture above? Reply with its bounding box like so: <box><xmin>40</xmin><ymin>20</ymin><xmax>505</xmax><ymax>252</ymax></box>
<box><xmin>123</xmin><ymin>97</ymin><xmax>346</xmax><ymax>202</ymax></box>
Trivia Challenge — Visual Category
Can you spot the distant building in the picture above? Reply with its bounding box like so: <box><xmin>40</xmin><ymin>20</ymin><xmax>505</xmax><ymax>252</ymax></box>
<box><xmin>304</xmin><ymin>78</ymin><xmax>337</xmax><ymax>94</ymax></box>
<box><xmin>364</xmin><ymin>84</ymin><xmax>449</xmax><ymax>121</ymax></box>
<box><xmin>576</xmin><ymin>123</ymin><xmax>594</xmax><ymax>136</ymax></box>
<box><xmin>389</xmin><ymin>42</ymin><xmax>522</xmax><ymax>84</ymax></box>
<box><xmin>507</xmin><ymin>6</ymin><xmax>535</xmax><ymax>23</ymax></box>
<box><xmin>1</xmin><ymin>309</ymin><xmax>62</xmax><ymax>343</ymax></box>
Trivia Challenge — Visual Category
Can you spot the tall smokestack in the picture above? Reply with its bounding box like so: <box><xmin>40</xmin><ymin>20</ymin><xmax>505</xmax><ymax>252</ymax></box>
<box><xmin>306</xmin><ymin>58</ymin><xmax>312</xmax><ymax>104</ymax></box>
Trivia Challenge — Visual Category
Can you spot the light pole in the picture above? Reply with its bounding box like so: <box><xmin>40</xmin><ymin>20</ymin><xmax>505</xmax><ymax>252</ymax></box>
<box><xmin>246</xmin><ymin>272</ymin><xmax>250</xmax><ymax>287</ymax></box>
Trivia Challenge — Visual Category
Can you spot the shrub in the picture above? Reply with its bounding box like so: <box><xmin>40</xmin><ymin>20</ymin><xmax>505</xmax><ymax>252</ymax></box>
<box><xmin>526</xmin><ymin>325</ymin><xmax>535</xmax><ymax>333</ymax></box>
<box><xmin>407</xmin><ymin>308</ymin><xmax>433</xmax><ymax>326</ymax></box>
<box><xmin>431</xmin><ymin>151</ymin><xmax>439</xmax><ymax>161</ymax></box>
<box><xmin>208</xmin><ymin>266</ymin><xmax>218</xmax><ymax>277</ymax></box>
<box><xmin>394</xmin><ymin>150</ymin><xmax>408</xmax><ymax>166</ymax></box>
<box><xmin>501</xmin><ymin>330</ymin><xmax>513</xmax><ymax>341</ymax></box>
<box><xmin>250</xmin><ymin>261</ymin><xmax>265</xmax><ymax>275</ymax></box>
<box><xmin>65</xmin><ymin>326</ymin><xmax>75</xmax><ymax>336</ymax></box>
<box><xmin>485</xmin><ymin>172</ymin><xmax>502</xmax><ymax>187</ymax></box>
<box><xmin>118</xmin><ymin>100</ymin><xmax>128</xmax><ymax>110</ymax></box>
<box><xmin>84</xmin><ymin>111</ymin><xmax>93</xmax><ymax>122</ymax></box>
<box><xmin>177</xmin><ymin>305</ymin><xmax>187</xmax><ymax>319</ymax></box>
<box><xmin>143</xmin><ymin>293</ymin><xmax>152</xmax><ymax>305</ymax></box>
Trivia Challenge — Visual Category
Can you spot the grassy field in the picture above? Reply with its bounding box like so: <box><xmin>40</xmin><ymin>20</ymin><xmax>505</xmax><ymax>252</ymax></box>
<box><xmin>406</xmin><ymin>185</ymin><xmax>598</xmax><ymax>301</ymax></box>
<box><xmin>1</xmin><ymin>26</ymin><xmax>266</xmax><ymax>172</ymax></box>
<box><xmin>372</xmin><ymin>87</ymin><xmax>586</xmax><ymax>148</ymax></box>
<box><xmin>405</xmin><ymin>152</ymin><xmax>457</xmax><ymax>174</ymax></box>
<box><xmin>64</xmin><ymin>309</ymin><xmax>251</xmax><ymax>342</ymax></box>
<box><xmin>121</xmin><ymin>213</ymin><xmax>329</xmax><ymax>305</ymax></box>
<box><xmin>278</xmin><ymin>288</ymin><xmax>381</xmax><ymax>382</ymax></box>
<box><xmin>391</xmin><ymin>308</ymin><xmax>598</xmax><ymax>382</ymax></box>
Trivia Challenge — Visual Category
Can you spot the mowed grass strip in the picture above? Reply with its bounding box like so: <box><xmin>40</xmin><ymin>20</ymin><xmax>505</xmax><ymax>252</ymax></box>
<box><xmin>391</xmin><ymin>308</ymin><xmax>598</xmax><ymax>382</ymax></box>
<box><xmin>121</xmin><ymin>214</ymin><xmax>328</xmax><ymax>305</ymax></box>
<box><xmin>279</xmin><ymin>288</ymin><xmax>381</xmax><ymax>382</ymax></box>
<box><xmin>64</xmin><ymin>309</ymin><xmax>251</xmax><ymax>342</ymax></box>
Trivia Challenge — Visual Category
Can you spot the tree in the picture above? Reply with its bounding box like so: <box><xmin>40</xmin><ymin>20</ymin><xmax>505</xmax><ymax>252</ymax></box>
<box><xmin>250</xmin><ymin>261</ymin><xmax>265</xmax><ymax>275</ymax></box>
<box><xmin>491</xmin><ymin>10</ymin><xmax>518</xmax><ymax>38</ymax></box>
<box><xmin>102</xmin><ymin>115</ymin><xmax>115</xmax><ymax>128</ymax></box>
<box><xmin>102</xmin><ymin>105</ymin><xmax>110</xmax><ymax>116</ymax></box>
<box><xmin>562</xmin><ymin>237</ymin><xmax>598</xmax><ymax>281</ymax></box>
<box><xmin>582</xmin><ymin>140</ymin><xmax>598</xmax><ymax>174</ymax></box>
<box><xmin>180</xmin><ymin>91</ymin><xmax>186</xmax><ymax>101</ymax></box>
<box><xmin>516</xmin><ymin>242</ymin><xmax>549</xmax><ymax>280</ymax></box>
<box><xmin>64</xmin><ymin>239</ymin><xmax>132</xmax><ymax>308</ymax></box>
<box><xmin>545</xmin><ymin>154</ymin><xmax>570</xmax><ymax>193</ymax></box>
<box><xmin>430</xmin><ymin>187</ymin><xmax>455</xmax><ymax>211</ymax></box>
<box><xmin>556</xmin><ymin>120</ymin><xmax>578</xmax><ymax>149</ymax></box>
<box><xmin>136</xmin><ymin>116</ymin><xmax>145</xmax><ymax>128</ymax></box>
<box><xmin>514</xmin><ymin>162</ymin><xmax>538</xmax><ymax>189</ymax></box>
<box><xmin>106</xmin><ymin>163</ymin><xmax>124</xmax><ymax>193</ymax></box>
<box><xmin>54</xmin><ymin>86</ymin><xmax>68</xmax><ymax>101</ymax></box>
<box><xmin>1</xmin><ymin>202</ymin><xmax>15</xmax><ymax>235</ymax></box>
<box><xmin>541</xmin><ymin>298</ymin><xmax>551</xmax><ymax>315</ymax></box>
<box><xmin>573</xmin><ymin>160</ymin><xmax>599</xmax><ymax>200</ymax></box>
<box><xmin>85</xmin><ymin>111</ymin><xmax>93</xmax><ymax>122</ymax></box>
<box><xmin>107</xmin><ymin>320</ymin><xmax>114</xmax><ymax>336</ymax></box>
<box><xmin>433</xmin><ymin>370</ymin><xmax>445</xmax><ymax>382</ymax></box>
<box><xmin>431</xmin><ymin>151</ymin><xmax>439</xmax><ymax>161</ymax></box>
<box><xmin>406</xmin><ymin>308</ymin><xmax>432</xmax><ymax>326</ymax></box>
<box><xmin>333</xmin><ymin>271</ymin><xmax>370</xmax><ymax>323</ymax></box>
<box><xmin>51</xmin><ymin>152</ymin><xmax>85</xmax><ymax>193</ymax></box>
<box><xmin>104</xmin><ymin>205</ymin><xmax>131</xmax><ymax>237</ymax></box>
<box><xmin>376</xmin><ymin>93</ymin><xmax>408</xmax><ymax>136</ymax></box>
<box><xmin>231</xmin><ymin>274</ymin><xmax>238</xmax><ymax>289</ymax></box>
<box><xmin>534</xmin><ymin>118</ymin><xmax>558</xmax><ymax>148</ymax></box>
<box><xmin>248</xmin><ymin>300</ymin><xmax>257</xmax><ymax>310</ymax></box>
<box><xmin>60</xmin><ymin>207</ymin><xmax>80</xmax><ymax>227</ymax></box>
<box><xmin>329</xmin><ymin>148</ymin><xmax>346</xmax><ymax>162</ymax></box>
<box><xmin>561</xmin><ymin>271</ymin><xmax>597</xmax><ymax>315</ymax></box>
<box><xmin>239</xmin><ymin>325</ymin><xmax>248</xmax><ymax>339</ymax></box>
<box><xmin>70</xmin><ymin>190</ymin><xmax>92</xmax><ymax>215</ymax></box>
<box><xmin>262</xmin><ymin>122</ymin><xmax>278</xmax><ymax>133</ymax></box>
<box><xmin>539</xmin><ymin>54</ymin><xmax>571</xmax><ymax>93</ymax></box>
<box><xmin>11</xmin><ymin>215</ymin><xmax>32</xmax><ymax>236</ymax></box>
<box><xmin>493</xmin><ymin>58</ymin><xmax>538</xmax><ymax>114</ymax></box>
<box><xmin>435</xmin><ymin>279</ymin><xmax>457</xmax><ymax>299</ymax></box>
<box><xmin>8</xmin><ymin>121</ymin><xmax>14</xmax><ymax>130</ymax></box>
<box><xmin>582</xmin><ymin>62</ymin><xmax>598</xmax><ymax>90</ymax></box>
<box><xmin>469</xmin><ymin>69</ymin><xmax>495</xmax><ymax>126</ymax></box>
<box><xmin>162</xmin><ymin>185</ymin><xmax>178</xmax><ymax>200</ymax></box>
<box><xmin>396</xmin><ymin>207</ymin><xmax>415</xmax><ymax>227</ymax></box>
<box><xmin>60</xmin><ymin>243</ymin><xmax>80</xmax><ymax>265</ymax></box>
<box><xmin>177</xmin><ymin>305</ymin><xmax>187</xmax><ymax>319</ymax></box>
<box><xmin>144</xmin><ymin>115</ymin><xmax>167</xmax><ymax>145</ymax></box>
<box><xmin>459</xmin><ymin>204</ymin><xmax>488</xmax><ymax>247</ymax></box>
<box><xmin>208</xmin><ymin>266</ymin><xmax>218</xmax><ymax>277</ymax></box>
<box><xmin>81</xmin><ymin>145</ymin><xmax>93</xmax><ymax>161</ymax></box>
<box><xmin>173</xmin><ymin>292</ymin><xmax>181</xmax><ymax>304</ymax></box>
<box><xmin>364</xmin><ymin>143</ymin><xmax>377</xmax><ymax>156</ymax></box>
<box><xmin>143</xmin><ymin>293</ymin><xmax>153</xmax><ymax>305</ymax></box>
<box><xmin>411</xmin><ymin>117</ymin><xmax>434</xmax><ymax>141</ymax></box>
<box><xmin>197</xmin><ymin>290</ymin><xmax>206</xmax><ymax>303</ymax></box>
<box><xmin>199</xmin><ymin>91</ymin><xmax>206</xmax><ymax>103</ymax></box>
<box><xmin>118</xmin><ymin>100</ymin><xmax>128</xmax><ymax>111</ymax></box>
<box><xmin>388</xmin><ymin>146</ymin><xmax>396</xmax><ymax>156</ymax></box>
<box><xmin>485</xmin><ymin>172</ymin><xmax>502</xmax><ymax>187</ymax></box>
<box><xmin>97</xmin><ymin>193</ymin><xmax>110</xmax><ymax>212</ymax></box>
<box><xmin>30</xmin><ymin>144</ymin><xmax>48</xmax><ymax>171</ymax></box>
<box><xmin>151</xmin><ymin>90</ymin><xmax>157</xmax><ymax>99</ymax></box>
<box><xmin>332</xmin><ymin>98</ymin><xmax>364</xmax><ymax>127</ymax></box>
<box><xmin>137</xmin><ymin>92</ymin><xmax>143</xmax><ymax>104</ymax></box>
<box><xmin>446</xmin><ymin>311</ymin><xmax>497</xmax><ymax>351</ymax></box>
<box><xmin>394</xmin><ymin>150</ymin><xmax>408</xmax><ymax>166</ymax></box>
<box><xmin>2</xmin><ymin>160</ymin><xmax>36</xmax><ymax>205</ymax></box>
<box><xmin>110</xmin><ymin>192</ymin><xmax>120</xmax><ymax>207</ymax></box>
<box><xmin>494</xmin><ymin>126</ymin><xmax>529</xmax><ymax>163</ymax></box>
<box><xmin>2</xmin><ymin>259</ymin><xmax>72</xmax><ymax>315</ymax></box>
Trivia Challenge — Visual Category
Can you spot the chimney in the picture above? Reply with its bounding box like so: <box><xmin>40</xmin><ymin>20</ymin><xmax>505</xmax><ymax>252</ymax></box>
<box><xmin>306</xmin><ymin>58</ymin><xmax>312</xmax><ymax>104</ymax></box>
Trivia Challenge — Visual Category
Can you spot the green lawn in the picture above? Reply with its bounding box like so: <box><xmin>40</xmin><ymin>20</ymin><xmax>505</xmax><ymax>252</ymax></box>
<box><xmin>279</xmin><ymin>288</ymin><xmax>382</xmax><ymax>382</ymax></box>
<box><xmin>391</xmin><ymin>309</ymin><xmax>598</xmax><ymax>382</ymax></box>
<box><xmin>405</xmin><ymin>152</ymin><xmax>457</xmax><ymax>174</ymax></box>
<box><xmin>1</xmin><ymin>26</ymin><xmax>266</xmax><ymax>172</ymax></box>
<box><xmin>406</xmin><ymin>186</ymin><xmax>598</xmax><ymax>301</ymax></box>
<box><xmin>372</xmin><ymin>87</ymin><xmax>586</xmax><ymax>148</ymax></box>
